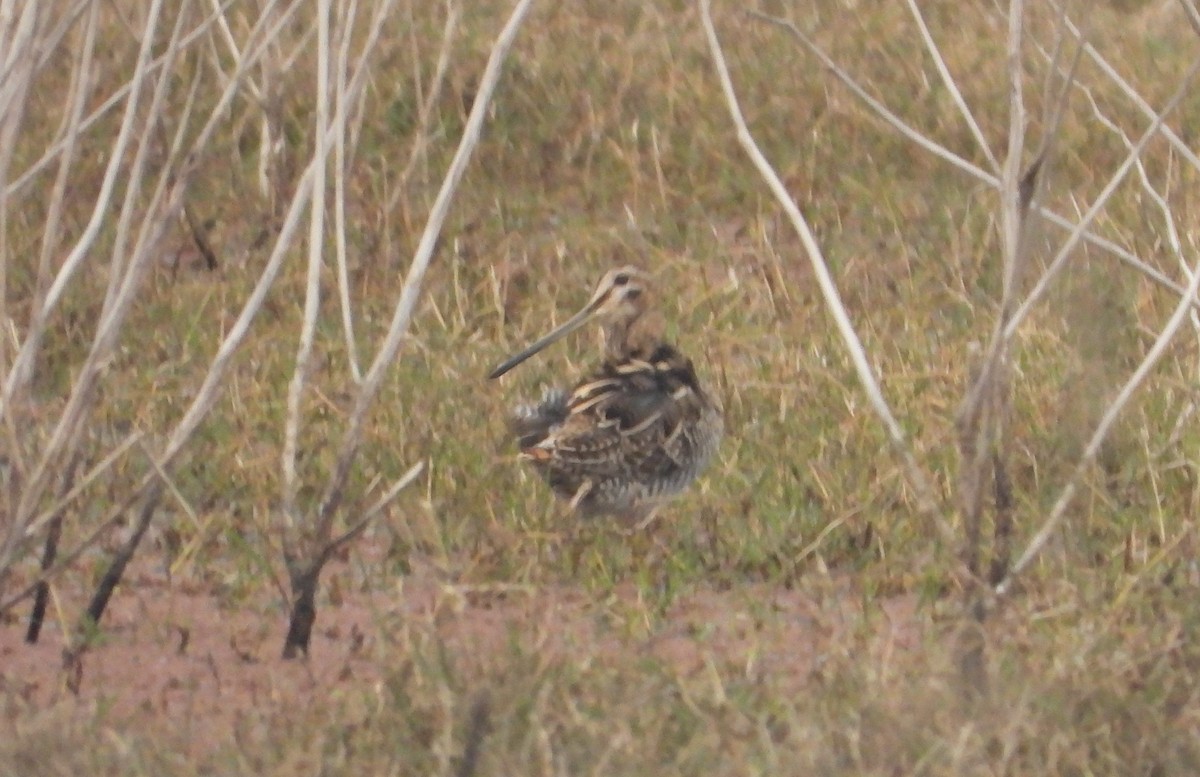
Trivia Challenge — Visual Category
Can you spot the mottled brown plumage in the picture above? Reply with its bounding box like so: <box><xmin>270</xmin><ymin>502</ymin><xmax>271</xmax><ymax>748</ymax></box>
<box><xmin>489</xmin><ymin>267</ymin><xmax>722</xmax><ymax>524</ymax></box>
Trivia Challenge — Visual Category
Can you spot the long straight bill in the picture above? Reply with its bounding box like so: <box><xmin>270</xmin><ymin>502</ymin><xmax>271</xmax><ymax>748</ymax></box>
<box><xmin>488</xmin><ymin>302</ymin><xmax>600</xmax><ymax>379</ymax></box>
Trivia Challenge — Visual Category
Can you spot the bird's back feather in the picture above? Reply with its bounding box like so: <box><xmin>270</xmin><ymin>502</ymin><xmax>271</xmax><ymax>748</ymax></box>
<box><xmin>511</xmin><ymin>344</ymin><xmax>721</xmax><ymax>518</ymax></box>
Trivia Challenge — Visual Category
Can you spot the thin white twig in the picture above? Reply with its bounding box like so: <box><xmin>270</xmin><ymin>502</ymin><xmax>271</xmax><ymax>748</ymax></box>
<box><xmin>1088</xmin><ymin>87</ymin><xmax>1198</xmax><ymax>337</ymax></box>
<box><xmin>1180</xmin><ymin>0</ymin><xmax>1200</xmax><ymax>34</ymax></box>
<box><xmin>0</xmin><ymin>1</ymin><xmax>296</xmax><ymax>587</ymax></box>
<box><xmin>997</xmin><ymin>230</ymin><xmax>1200</xmax><ymax>595</ymax></box>
<box><xmin>282</xmin><ymin>0</ymin><xmax>333</xmax><ymax>523</ymax></box>
<box><xmin>0</xmin><ymin>0</ymin><xmax>186</xmax><ymax>571</ymax></box>
<box><xmin>324</xmin><ymin>461</ymin><xmax>426</xmax><ymax>556</ymax></box>
<box><xmin>1</xmin><ymin>0</ymin><xmax>169</xmax><ymax>412</ymax></box>
<box><xmin>4</xmin><ymin>0</ymin><xmax>293</xmax><ymax>199</ymax></box>
<box><xmin>0</xmin><ymin>1</ymin><xmax>39</xmax><ymax>93</ymax></box>
<box><xmin>999</xmin><ymin>0</ymin><xmax>1025</xmax><ymax>301</ymax></box>
<box><xmin>313</xmin><ymin>0</ymin><xmax>537</xmax><ymax>530</ymax></box>
<box><xmin>1050</xmin><ymin>4</ymin><xmax>1200</xmax><ymax>175</ymax></box>
<box><xmin>0</xmin><ymin>0</ymin><xmax>270</xmax><ymax>418</ymax></box>
<box><xmin>25</xmin><ymin>0</ymin><xmax>90</xmax><ymax>75</ymax></box>
<box><xmin>701</xmin><ymin>0</ymin><xmax>942</xmax><ymax>523</ymax></box>
<box><xmin>748</xmin><ymin>11</ymin><xmax>1192</xmax><ymax>311</ymax></box>
<box><xmin>18</xmin><ymin>3</ymin><xmax>356</xmax><ymax>550</ymax></box>
<box><xmin>333</xmin><ymin>0</ymin><xmax>363</xmax><ymax>382</ymax></box>
<box><xmin>20</xmin><ymin>431</ymin><xmax>144</xmax><ymax>542</ymax></box>
<box><xmin>206</xmin><ymin>0</ymin><xmax>266</xmax><ymax>103</ymax></box>
<box><xmin>0</xmin><ymin>2</ymin><xmax>39</xmax><ymax>363</ymax></box>
<box><xmin>13</xmin><ymin>2</ymin><xmax>99</xmax><ymax>397</ymax></box>
<box><xmin>903</xmin><ymin>0</ymin><xmax>1000</xmax><ymax>174</ymax></box>
<box><xmin>1003</xmin><ymin>57</ymin><xmax>1200</xmax><ymax>342</ymax></box>
<box><xmin>144</xmin><ymin>0</ymin><xmax>360</xmax><ymax>469</ymax></box>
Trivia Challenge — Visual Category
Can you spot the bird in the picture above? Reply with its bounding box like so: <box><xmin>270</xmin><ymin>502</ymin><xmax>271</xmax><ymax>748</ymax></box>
<box><xmin>488</xmin><ymin>266</ymin><xmax>722</xmax><ymax>528</ymax></box>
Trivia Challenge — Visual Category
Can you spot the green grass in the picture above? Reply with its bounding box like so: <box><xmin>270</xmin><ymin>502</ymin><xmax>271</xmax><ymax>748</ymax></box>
<box><xmin>5</xmin><ymin>0</ymin><xmax>1200</xmax><ymax>773</ymax></box>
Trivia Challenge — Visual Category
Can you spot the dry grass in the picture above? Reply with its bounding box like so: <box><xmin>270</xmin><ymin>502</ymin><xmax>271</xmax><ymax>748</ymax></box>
<box><xmin>4</xmin><ymin>0</ymin><xmax>1200</xmax><ymax>773</ymax></box>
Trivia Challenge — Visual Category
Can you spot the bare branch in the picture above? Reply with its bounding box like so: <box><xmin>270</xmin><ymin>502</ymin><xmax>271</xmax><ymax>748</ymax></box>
<box><xmin>997</xmin><ymin>235</ymin><xmax>1200</xmax><ymax>596</ymax></box>
<box><xmin>702</xmin><ymin>1</ymin><xmax>943</xmax><ymax>526</ymax></box>
<box><xmin>748</xmin><ymin>10</ymin><xmax>1193</xmax><ymax>312</ymax></box>
<box><xmin>0</xmin><ymin>471</ymin><xmax>152</xmax><ymax>615</ymax></box>
<box><xmin>1003</xmin><ymin>56</ymin><xmax>1200</xmax><ymax>342</ymax></box>
<box><xmin>4</xmin><ymin>0</ymin><xmax>291</xmax><ymax>200</ymax></box>
<box><xmin>333</xmin><ymin>0</ymin><xmax>364</xmax><ymax>382</ymax></box>
<box><xmin>312</xmin><ymin>0</ymin><xmax>536</xmax><ymax>530</ymax></box>
<box><xmin>1045</xmin><ymin>4</ymin><xmax>1200</xmax><ymax>178</ymax></box>
<box><xmin>1080</xmin><ymin>77</ymin><xmax>1199</xmax><ymax>343</ymax></box>
<box><xmin>0</xmin><ymin>0</ymin><xmax>189</xmax><ymax>578</ymax></box>
<box><xmin>205</xmin><ymin>0</ymin><xmax>267</xmax><ymax>104</ymax></box>
<box><xmin>1181</xmin><ymin>0</ymin><xmax>1200</xmax><ymax>37</ymax></box>
<box><xmin>153</xmin><ymin>0</ymin><xmax>363</xmax><ymax>471</ymax></box>
<box><xmin>1</xmin><ymin>0</ymin><xmax>345</xmax><ymax>605</ymax></box>
<box><xmin>903</xmin><ymin>0</ymin><xmax>1000</xmax><ymax>174</ymax></box>
<box><xmin>954</xmin><ymin>0</ymin><xmax>1036</xmax><ymax>591</ymax></box>
<box><xmin>282</xmin><ymin>0</ymin><xmax>333</xmax><ymax>525</ymax></box>
<box><xmin>18</xmin><ymin>0</ymin><xmax>99</xmax><ymax>392</ymax></box>
<box><xmin>999</xmin><ymin>0</ymin><xmax>1026</xmax><ymax>302</ymax></box>
<box><xmin>322</xmin><ymin>460</ymin><xmax>426</xmax><ymax>560</ymax></box>
<box><xmin>20</xmin><ymin>432</ymin><xmax>143</xmax><ymax>543</ymax></box>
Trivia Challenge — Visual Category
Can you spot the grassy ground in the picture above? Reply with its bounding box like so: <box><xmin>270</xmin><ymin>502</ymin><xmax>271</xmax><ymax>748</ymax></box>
<box><xmin>5</xmin><ymin>0</ymin><xmax>1200</xmax><ymax>773</ymax></box>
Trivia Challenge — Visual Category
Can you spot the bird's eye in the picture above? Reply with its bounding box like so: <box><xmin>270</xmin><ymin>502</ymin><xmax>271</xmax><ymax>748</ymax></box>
<box><xmin>612</xmin><ymin>273</ymin><xmax>630</xmax><ymax>286</ymax></box>
<box><xmin>625</xmin><ymin>288</ymin><xmax>642</xmax><ymax>300</ymax></box>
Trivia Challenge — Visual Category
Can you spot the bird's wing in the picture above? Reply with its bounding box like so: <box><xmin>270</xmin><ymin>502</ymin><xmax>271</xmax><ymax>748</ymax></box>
<box><xmin>523</xmin><ymin>352</ymin><xmax>702</xmax><ymax>482</ymax></box>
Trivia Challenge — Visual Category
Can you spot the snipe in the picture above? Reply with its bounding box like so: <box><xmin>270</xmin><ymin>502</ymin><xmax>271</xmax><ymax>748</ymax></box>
<box><xmin>488</xmin><ymin>266</ymin><xmax>722</xmax><ymax>526</ymax></box>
